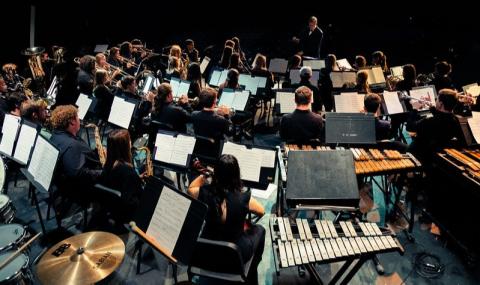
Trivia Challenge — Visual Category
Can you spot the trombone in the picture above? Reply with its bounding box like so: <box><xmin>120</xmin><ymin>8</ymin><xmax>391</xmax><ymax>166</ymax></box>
<box><xmin>120</xmin><ymin>56</ymin><xmax>140</xmax><ymax>69</ymax></box>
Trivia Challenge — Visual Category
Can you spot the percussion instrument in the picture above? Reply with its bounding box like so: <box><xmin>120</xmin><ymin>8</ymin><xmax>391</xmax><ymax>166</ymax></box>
<box><xmin>0</xmin><ymin>224</ymin><xmax>28</xmax><ymax>253</ymax></box>
<box><xmin>0</xmin><ymin>156</ymin><xmax>6</xmax><ymax>192</ymax></box>
<box><xmin>437</xmin><ymin>148</ymin><xmax>480</xmax><ymax>186</ymax></box>
<box><xmin>0</xmin><ymin>251</ymin><xmax>31</xmax><ymax>285</ymax></box>
<box><xmin>0</xmin><ymin>194</ymin><xmax>15</xmax><ymax>224</ymax></box>
<box><xmin>36</xmin><ymin>231</ymin><xmax>125</xmax><ymax>285</ymax></box>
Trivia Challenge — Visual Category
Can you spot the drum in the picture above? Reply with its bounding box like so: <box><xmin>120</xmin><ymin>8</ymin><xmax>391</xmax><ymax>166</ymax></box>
<box><xmin>0</xmin><ymin>195</ymin><xmax>15</xmax><ymax>224</ymax></box>
<box><xmin>0</xmin><ymin>224</ymin><xmax>28</xmax><ymax>253</ymax></box>
<box><xmin>0</xmin><ymin>156</ymin><xmax>6</xmax><ymax>192</ymax></box>
<box><xmin>0</xmin><ymin>251</ymin><xmax>31</xmax><ymax>285</ymax></box>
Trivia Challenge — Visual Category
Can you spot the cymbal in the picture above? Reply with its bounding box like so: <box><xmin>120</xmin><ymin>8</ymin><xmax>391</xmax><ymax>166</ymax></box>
<box><xmin>36</xmin><ymin>231</ymin><xmax>125</xmax><ymax>285</ymax></box>
<box><xmin>21</xmin><ymin>46</ymin><xmax>45</xmax><ymax>56</ymax></box>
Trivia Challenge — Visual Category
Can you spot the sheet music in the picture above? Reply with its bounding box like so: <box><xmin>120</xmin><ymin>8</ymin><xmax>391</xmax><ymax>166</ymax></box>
<box><xmin>13</xmin><ymin>123</ymin><xmax>38</xmax><ymax>165</ymax></box>
<box><xmin>200</xmin><ymin>56</ymin><xmax>210</xmax><ymax>74</ymax></box>
<box><xmin>336</xmin><ymin>59</ymin><xmax>353</xmax><ymax>70</ymax></box>
<box><xmin>108</xmin><ymin>96</ymin><xmax>136</xmax><ymax>129</ymax></box>
<box><xmin>251</xmin><ymin>183</ymin><xmax>277</xmax><ymax>199</ymax></box>
<box><xmin>334</xmin><ymin>93</ymin><xmax>364</xmax><ymax>113</ymax></box>
<box><xmin>147</xmin><ymin>186</ymin><xmax>191</xmax><ymax>255</ymax></box>
<box><xmin>268</xmin><ymin>58</ymin><xmax>288</xmax><ymax>74</ymax></box>
<box><xmin>251</xmin><ymin>148</ymin><xmax>275</xmax><ymax>168</ymax></box>
<box><xmin>390</xmin><ymin>66</ymin><xmax>404</xmax><ymax>78</ymax></box>
<box><xmin>383</xmin><ymin>91</ymin><xmax>404</xmax><ymax>114</ymax></box>
<box><xmin>371</xmin><ymin>66</ymin><xmax>386</xmax><ymax>84</ymax></box>
<box><xmin>153</xmin><ymin>78</ymin><xmax>161</xmax><ymax>89</ymax></box>
<box><xmin>170</xmin><ymin>78</ymin><xmax>181</xmax><ymax>97</ymax></box>
<box><xmin>464</xmin><ymin>83</ymin><xmax>480</xmax><ymax>97</ymax></box>
<box><xmin>75</xmin><ymin>93</ymin><xmax>93</xmax><ymax>120</ymax></box>
<box><xmin>218</xmin><ymin>89</ymin><xmax>235</xmax><ymax>107</ymax></box>
<box><xmin>209</xmin><ymin>69</ymin><xmax>222</xmax><ymax>86</ymax></box>
<box><xmin>232</xmin><ymin>90</ymin><xmax>250</xmax><ymax>111</ymax></box>
<box><xmin>0</xmin><ymin>114</ymin><xmax>21</xmax><ymax>156</ymax></box>
<box><xmin>409</xmin><ymin>87</ymin><xmax>435</xmax><ymax>111</ymax></box>
<box><xmin>27</xmin><ymin>136</ymin><xmax>59</xmax><ymax>191</ymax></box>
<box><xmin>289</xmin><ymin>69</ymin><xmax>301</xmax><ymax>84</ymax></box>
<box><xmin>154</xmin><ymin>133</ymin><xmax>176</xmax><ymax>162</ymax></box>
<box><xmin>222</xmin><ymin>142</ymin><xmax>262</xmax><ymax>182</ymax></box>
<box><xmin>177</xmin><ymin>81</ymin><xmax>191</xmax><ymax>99</ymax></box>
<box><xmin>170</xmin><ymin>135</ymin><xmax>196</xmax><ymax>166</ymax></box>
<box><xmin>276</xmin><ymin>92</ymin><xmax>296</xmax><ymax>114</ymax></box>
<box><xmin>257</xmin><ymin>76</ymin><xmax>267</xmax><ymax>89</ymax></box>
<box><xmin>303</xmin><ymin>60</ymin><xmax>325</xmax><ymax>70</ymax></box>
<box><xmin>468</xmin><ymin>112</ymin><xmax>480</xmax><ymax>143</ymax></box>
<box><xmin>309</xmin><ymin>71</ymin><xmax>320</xmax><ymax>86</ymax></box>
<box><xmin>142</xmin><ymin>76</ymin><xmax>154</xmax><ymax>94</ymax></box>
<box><xmin>330</xmin><ymin>72</ymin><xmax>356</xmax><ymax>88</ymax></box>
<box><xmin>218</xmin><ymin>69</ymin><xmax>229</xmax><ymax>86</ymax></box>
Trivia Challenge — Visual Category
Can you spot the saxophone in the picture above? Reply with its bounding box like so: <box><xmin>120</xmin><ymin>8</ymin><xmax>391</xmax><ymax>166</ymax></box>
<box><xmin>85</xmin><ymin>123</ymin><xmax>106</xmax><ymax>166</ymax></box>
<box><xmin>138</xmin><ymin>146</ymin><xmax>153</xmax><ymax>177</ymax></box>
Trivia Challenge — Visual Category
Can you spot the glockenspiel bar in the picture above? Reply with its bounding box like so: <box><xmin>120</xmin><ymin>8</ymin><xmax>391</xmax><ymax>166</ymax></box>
<box><xmin>365</xmin><ymin>223</ymin><xmax>377</xmax><ymax>236</ymax></box>
<box><xmin>342</xmin><ymin>237</ymin><xmax>355</xmax><ymax>255</ymax></box>
<box><xmin>358</xmin><ymin>222</ymin><xmax>370</xmax><ymax>236</ymax></box>
<box><xmin>374</xmin><ymin>236</ymin><xmax>385</xmax><ymax>250</ymax></box>
<box><xmin>346</xmin><ymin>221</ymin><xmax>357</xmax><ymax>237</ymax></box>
<box><xmin>304</xmin><ymin>240</ymin><xmax>316</xmax><ymax>262</ymax></box>
<box><xmin>355</xmin><ymin>237</ymin><xmax>367</xmax><ymax>253</ymax></box>
<box><xmin>291</xmin><ymin>239</ymin><xmax>302</xmax><ymax>265</ymax></box>
<box><xmin>323</xmin><ymin>239</ymin><xmax>336</xmax><ymax>259</ymax></box>
<box><xmin>310</xmin><ymin>239</ymin><xmax>323</xmax><ymax>262</ymax></box>
<box><xmin>285</xmin><ymin>241</ymin><xmax>295</xmax><ymax>266</ymax></box>
<box><xmin>327</xmin><ymin>220</ymin><xmax>338</xmax><ymax>238</ymax></box>
<box><xmin>349</xmin><ymin>237</ymin><xmax>362</xmax><ymax>254</ymax></box>
<box><xmin>314</xmin><ymin>220</ymin><xmax>326</xmax><ymax>239</ymax></box>
<box><xmin>278</xmin><ymin>241</ymin><xmax>288</xmax><ymax>268</ymax></box>
<box><xmin>277</xmin><ymin>217</ymin><xmax>287</xmax><ymax>241</ymax></box>
<box><xmin>370</xmin><ymin>223</ymin><xmax>383</xmax><ymax>236</ymax></box>
<box><xmin>321</xmin><ymin>220</ymin><xmax>332</xmax><ymax>238</ymax></box>
<box><xmin>316</xmin><ymin>238</ymin><xmax>330</xmax><ymax>260</ymax></box>
<box><xmin>297</xmin><ymin>240</ymin><xmax>310</xmax><ymax>264</ymax></box>
<box><xmin>302</xmin><ymin>219</ymin><xmax>313</xmax><ymax>240</ymax></box>
<box><xmin>361</xmin><ymin>237</ymin><xmax>373</xmax><ymax>252</ymax></box>
<box><xmin>284</xmin><ymin>217</ymin><xmax>294</xmax><ymax>241</ymax></box>
<box><xmin>296</xmin><ymin>218</ymin><xmax>306</xmax><ymax>240</ymax></box>
<box><xmin>336</xmin><ymin>238</ymin><xmax>348</xmax><ymax>257</ymax></box>
<box><xmin>340</xmin><ymin>221</ymin><xmax>351</xmax><ymax>237</ymax></box>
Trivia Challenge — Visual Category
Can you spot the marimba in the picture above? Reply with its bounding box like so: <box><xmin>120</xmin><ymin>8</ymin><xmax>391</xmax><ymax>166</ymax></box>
<box><xmin>438</xmin><ymin>148</ymin><xmax>480</xmax><ymax>185</ymax></box>
<box><xmin>270</xmin><ymin>215</ymin><xmax>404</xmax><ymax>284</ymax></box>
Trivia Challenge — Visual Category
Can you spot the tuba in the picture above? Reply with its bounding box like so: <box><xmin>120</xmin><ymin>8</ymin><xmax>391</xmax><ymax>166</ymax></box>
<box><xmin>22</xmin><ymin>47</ymin><xmax>46</xmax><ymax>80</ymax></box>
<box><xmin>85</xmin><ymin>123</ymin><xmax>106</xmax><ymax>166</ymax></box>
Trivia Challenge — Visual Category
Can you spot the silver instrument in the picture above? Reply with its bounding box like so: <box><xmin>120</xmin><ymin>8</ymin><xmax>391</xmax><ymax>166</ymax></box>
<box><xmin>0</xmin><ymin>251</ymin><xmax>31</xmax><ymax>285</ymax></box>
<box><xmin>0</xmin><ymin>224</ymin><xmax>29</xmax><ymax>253</ymax></box>
<box><xmin>0</xmin><ymin>195</ymin><xmax>15</xmax><ymax>224</ymax></box>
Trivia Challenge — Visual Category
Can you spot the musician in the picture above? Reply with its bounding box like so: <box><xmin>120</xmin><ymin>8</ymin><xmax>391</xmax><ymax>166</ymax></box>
<box><xmin>77</xmin><ymin>55</ymin><xmax>95</xmax><ymax>96</ymax></box>
<box><xmin>6</xmin><ymin>91</ymin><xmax>29</xmax><ymax>117</ymax></box>
<box><xmin>186</xmin><ymin>63</ymin><xmax>202</xmax><ymax>101</ymax></box>
<box><xmin>21</xmin><ymin>99</ymin><xmax>48</xmax><ymax>126</ymax></box>
<box><xmin>131</xmin><ymin>39</ymin><xmax>147</xmax><ymax>63</ymax></box>
<box><xmin>318</xmin><ymin>54</ymin><xmax>336</xmax><ymax>111</ymax></box>
<box><xmin>183</xmin><ymin>39</ymin><xmax>199</xmax><ymax>63</ymax></box>
<box><xmin>288</xmin><ymin>54</ymin><xmax>302</xmax><ymax>71</ymax></box>
<box><xmin>291</xmin><ymin>66</ymin><xmax>321</xmax><ymax>113</ymax></box>
<box><xmin>354</xmin><ymin>55</ymin><xmax>367</xmax><ymax>70</ymax></box>
<box><xmin>151</xmin><ymin>83</ymin><xmax>191</xmax><ymax>134</ymax></box>
<box><xmin>408</xmin><ymin>89</ymin><xmax>464</xmax><ymax>164</ymax></box>
<box><xmin>120</xmin><ymin>41</ymin><xmax>136</xmax><ymax>75</ymax></box>
<box><xmin>224</xmin><ymin>39</ymin><xmax>235</xmax><ymax>49</ymax></box>
<box><xmin>280</xmin><ymin>86</ymin><xmax>324</xmax><ymax>143</ymax></box>
<box><xmin>188</xmin><ymin>154</ymin><xmax>265</xmax><ymax>284</ymax></box>
<box><xmin>93</xmin><ymin>69</ymin><xmax>114</xmax><ymax>121</ymax></box>
<box><xmin>218</xmin><ymin>68</ymin><xmax>240</xmax><ymax>91</ymax></box>
<box><xmin>292</xmin><ymin>16</ymin><xmax>323</xmax><ymax>58</ymax></box>
<box><xmin>356</xmin><ymin>70</ymin><xmax>371</xmax><ymax>93</ymax></box>
<box><xmin>363</xmin><ymin>93</ymin><xmax>392</xmax><ymax>141</ymax></box>
<box><xmin>431</xmin><ymin>61</ymin><xmax>455</xmax><ymax>91</ymax></box>
<box><xmin>232</xmin><ymin>37</ymin><xmax>247</xmax><ymax>63</ymax></box>
<box><xmin>107</xmin><ymin>47</ymin><xmax>122</xmax><ymax>68</ymax></box>
<box><xmin>99</xmin><ymin>129</ymin><xmax>142</xmax><ymax>224</ymax></box>
<box><xmin>165</xmin><ymin>56</ymin><xmax>184</xmax><ymax>80</ymax></box>
<box><xmin>191</xmin><ymin>87</ymin><xmax>233</xmax><ymax>141</ymax></box>
<box><xmin>228</xmin><ymin>53</ymin><xmax>245</xmax><ymax>74</ymax></box>
<box><xmin>371</xmin><ymin>51</ymin><xmax>389</xmax><ymax>73</ymax></box>
<box><xmin>50</xmin><ymin>105</ymin><xmax>102</xmax><ymax>192</ymax></box>
<box><xmin>251</xmin><ymin>54</ymin><xmax>275</xmax><ymax>90</ymax></box>
<box><xmin>219</xmin><ymin>46</ymin><xmax>233</xmax><ymax>69</ymax></box>
<box><xmin>395</xmin><ymin>64</ymin><xmax>417</xmax><ymax>92</ymax></box>
<box><xmin>95</xmin><ymin>53</ymin><xmax>109</xmax><ymax>70</ymax></box>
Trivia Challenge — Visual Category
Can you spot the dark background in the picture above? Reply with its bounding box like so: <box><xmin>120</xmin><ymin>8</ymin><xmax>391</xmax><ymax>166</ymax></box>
<box><xmin>2</xmin><ymin>2</ymin><xmax>479</xmax><ymax>87</ymax></box>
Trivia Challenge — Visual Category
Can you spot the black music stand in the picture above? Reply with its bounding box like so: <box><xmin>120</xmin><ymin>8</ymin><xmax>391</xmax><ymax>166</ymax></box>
<box><xmin>285</xmin><ymin>150</ymin><xmax>359</xmax><ymax>210</ymax></box>
<box><xmin>325</xmin><ymin>113</ymin><xmax>376</xmax><ymax>146</ymax></box>
<box><xmin>132</xmin><ymin>176</ymin><xmax>208</xmax><ymax>281</ymax></box>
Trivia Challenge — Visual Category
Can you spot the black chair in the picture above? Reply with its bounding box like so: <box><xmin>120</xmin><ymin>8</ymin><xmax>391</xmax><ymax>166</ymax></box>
<box><xmin>192</xmin><ymin>135</ymin><xmax>222</xmax><ymax>165</ymax></box>
<box><xmin>187</xmin><ymin>238</ymin><xmax>254</xmax><ymax>283</ymax></box>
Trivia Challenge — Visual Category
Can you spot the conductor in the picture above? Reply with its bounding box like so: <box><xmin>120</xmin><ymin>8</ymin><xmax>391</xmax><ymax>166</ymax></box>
<box><xmin>292</xmin><ymin>16</ymin><xmax>324</xmax><ymax>59</ymax></box>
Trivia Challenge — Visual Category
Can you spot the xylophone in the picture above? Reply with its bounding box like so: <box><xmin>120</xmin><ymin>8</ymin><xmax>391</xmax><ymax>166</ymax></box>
<box><xmin>270</xmin><ymin>215</ymin><xmax>404</xmax><ymax>284</ymax></box>
<box><xmin>438</xmin><ymin>148</ymin><xmax>480</xmax><ymax>185</ymax></box>
<box><xmin>283</xmin><ymin>145</ymin><xmax>422</xmax><ymax>175</ymax></box>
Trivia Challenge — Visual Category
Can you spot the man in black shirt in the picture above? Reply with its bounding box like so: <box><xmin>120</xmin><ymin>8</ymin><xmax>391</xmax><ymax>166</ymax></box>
<box><xmin>191</xmin><ymin>87</ymin><xmax>232</xmax><ymax>141</ymax></box>
<box><xmin>183</xmin><ymin>39</ymin><xmax>199</xmax><ymax>63</ymax></box>
<box><xmin>292</xmin><ymin>66</ymin><xmax>321</xmax><ymax>113</ymax></box>
<box><xmin>280</xmin><ymin>86</ymin><xmax>324</xmax><ymax>143</ymax></box>
<box><xmin>363</xmin><ymin>93</ymin><xmax>392</xmax><ymax>141</ymax></box>
<box><xmin>293</xmin><ymin>16</ymin><xmax>323</xmax><ymax>58</ymax></box>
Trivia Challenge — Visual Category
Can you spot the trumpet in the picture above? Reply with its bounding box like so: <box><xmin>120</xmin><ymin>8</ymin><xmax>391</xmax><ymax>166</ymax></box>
<box><xmin>104</xmin><ymin>64</ymin><xmax>129</xmax><ymax>77</ymax></box>
<box><xmin>120</xmin><ymin>56</ymin><xmax>140</xmax><ymax>69</ymax></box>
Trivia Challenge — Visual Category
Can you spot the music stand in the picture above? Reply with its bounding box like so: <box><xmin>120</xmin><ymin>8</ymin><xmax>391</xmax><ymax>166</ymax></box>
<box><xmin>0</xmin><ymin>114</ymin><xmax>21</xmax><ymax>158</ymax></box>
<box><xmin>325</xmin><ymin>113</ymin><xmax>376</xmax><ymax>145</ymax></box>
<box><xmin>12</xmin><ymin>119</ymin><xmax>40</xmax><ymax>165</ymax></box>
<box><xmin>94</xmin><ymin>44</ymin><xmax>109</xmax><ymax>53</ymax></box>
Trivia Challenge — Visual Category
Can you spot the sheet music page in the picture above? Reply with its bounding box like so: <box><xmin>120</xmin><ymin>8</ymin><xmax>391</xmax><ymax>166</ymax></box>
<box><xmin>469</xmin><ymin>112</ymin><xmax>480</xmax><ymax>143</ymax></box>
<box><xmin>178</xmin><ymin>81</ymin><xmax>191</xmax><ymax>97</ymax></box>
<box><xmin>170</xmin><ymin>78</ymin><xmax>181</xmax><ymax>98</ymax></box>
<box><xmin>330</xmin><ymin>72</ymin><xmax>356</xmax><ymax>88</ymax></box>
<box><xmin>218</xmin><ymin>90</ymin><xmax>235</xmax><ymax>107</ymax></box>
<box><xmin>47</xmin><ymin>76</ymin><xmax>57</xmax><ymax>96</ymax></box>
<box><xmin>383</xmin><ymin>91</ymin><xmax>404</xmax><ymax>114</ymax></box>
<box><xmin>336</xmin><ymin>59</ymin><xmax>352</xmax><ymax>70</ymax></box>
<box><xmin>252</xmin><ymin>148</ymin><xmax>276</xmax><ymax>168</ymax></box>
<box><xmin>147</xmin><ymin>186</ymin><xmax>191</xmax><ymax>255</ymax></box>
<box><xmin>276</xmin><ymin>92</ymin><xmax>296</xmax><ymax>114</ymax></box>
<box><xmin>75</xmin><ymin>93</ymin><xmax>93</xmax><ymax>120</ymax></box>
<box><xmin>309</xmin><ymin>71</ymin><xmax>320</xmax><ymax>86</ymax></box>
<box><xmin>142</xmin><ymin>76</ymin><xmax>153</xmax><ymax>94</ymax></box>
<box><xmin>222</xmin><ymin>142</ymin><xmax>261</xmax><ymax>182</ymax></box>
<box><xmin>246</xmin><ymin>76</ymin><xmax>258</xmax><ymax>94</ymax></box>
<box><xmin>154</xmin><ymin>133</ymin><xmax>175</xmax><ymax>163</ymax></box>
<box><xmin>13</xmin><ymin>123</ymin><xmax>37</xmax><ymax>165</ymax></box>
<box><xmin>268</xmin><ymin>58</ymin><xmax>288</xmax><ymax>73</ymax></box>
<box><xmin>335</xmin><ymin>93</ymin><xmax>363</xmax><ymax>113</ymax></box>
<box><xmin>232</xmin><ymin>91</ymin><xmax>250</xmax><ymax>111</ymax></box>
<box><xmin>0</xmin><ymin>114</ymin><xmax>21</xmax><ymax>156</ymax></box>
<box><xmin>108</xmin><ymin>97</ymin><xmax>136</xmax><ymax>129</ymax></box>
<box><xmin>465</xmin><ymin>84</ymin><xmax>480</xmax><ymax>97</ymax></box>
<box><xmin>289</xmin><ymin>69</ymin><xmax>301</xmax><ymax>84</ymax></box>
<box><xmin>251</xmin><ymin>183</ymin><xmax>277</xmax><ymax>199</ymax></box>
<box><xmin>170</xmin><ymin>135</ymin><xmax>196</xmax><ymax>166</ymax></box>
<box><xmin>256</xmin><ymin>77</ymin><xmax>267</xmax><ymax>89</ymax></box>
<box><xmin>303</xmin><ymin>60</ymin><xmax>325</xmax><ymax>70</ymax></box>
<box><xmin>371</xmin><ymin>67</ymin><xmax>386</xmax><ymax>84</ymax></box>
<box><xmin>27</xmin><ymin>136</ymin><xmax>59</xmax><ymax>191</ymax></box>
<box><xmin>200</xmin><ymin>56</ymin><xmax>210</xmax><ymax>74</ymax></box>
<box><xmin>409</xmin><ymin>87</ymin><xmax>435</xmax><ymax>111</ymax></box>
<box><xmin>209</xmin><ymin>70</ymin><xmax>221</xmax><ymax>86</ymax></box>
<box><xmin>239</xmin><ymin>74</ymin><xmax>250</xmax><ymax>89</ymax></box>
<box><xmin>218</xmin><ymin>70</ymin><xmax>229</xmax><ymax>86</ymax></box>
<box><xmin>390</xmin><ymin>66</ymin><xmax>404</xmax><ymax>78</ymax></box>
<box><xmin>153</xmin><ymin>78</ymin><xmax>160</xmax><ymax>89</ymax></box>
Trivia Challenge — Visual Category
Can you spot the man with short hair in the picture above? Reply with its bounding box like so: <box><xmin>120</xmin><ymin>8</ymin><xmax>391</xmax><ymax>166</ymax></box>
<box><xmin>280</xmin><ymin>86</ymin><xmax>324</xmax><ymax>143</ymax></box>
<box><xmin>183</xmin><ymin>39</ymin><xmax>199</xmax><ymax>63</ymax></box>
<box><xmin>292</xmin><ymin>66</ymin><xmax>321</xmax><ymax>112</ymax></box>
<box><xmin>363</xmin><ymin>93</ymin><xmax>392</xmax><ymax>141</ymax></box>
<box><xmin>293</xmin><ymin>16</ymin><xmax>324</xmax><ymax>58</ymax></box>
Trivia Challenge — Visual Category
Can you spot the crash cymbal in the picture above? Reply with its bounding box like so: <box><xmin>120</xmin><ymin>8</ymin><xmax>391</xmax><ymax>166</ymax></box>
<box><xmin>21</xmin><ymin>46</ymin><xmax>45</xmax><ymax>56</ymax></box>
<box><xmin>36</xmin><ymin>231</ymin><xmax>125</xmax><ymax>285</ymax></box>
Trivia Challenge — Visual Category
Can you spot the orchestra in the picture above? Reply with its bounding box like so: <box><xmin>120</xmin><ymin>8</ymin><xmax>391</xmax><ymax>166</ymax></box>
<box><xmin>1</xmin><ymin>15</ymin><xmax>479</xmax><ymax>285</ymax></box>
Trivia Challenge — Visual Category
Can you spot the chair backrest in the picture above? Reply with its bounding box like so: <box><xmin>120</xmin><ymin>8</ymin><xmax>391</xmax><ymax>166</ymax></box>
<box><xmin>148</xmin><ymin>120</ymin><xmax>175</xmax><ymax>149</ymax></box>
<box><xmin>193</xmin><ymin>135</ymin><xmax>221</xmax><ymax>164</ymax></box>
<box><xmin>188</xmin><ymin>237</ymin><xmax>253</xmax><ymax>282</ymax></box>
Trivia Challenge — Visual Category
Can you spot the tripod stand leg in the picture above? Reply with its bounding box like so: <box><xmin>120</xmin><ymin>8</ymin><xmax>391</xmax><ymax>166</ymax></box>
<box><xmin>372</xmin><ymin>255</ymin><xmax>384</xmax><ymax>275</ymax></box>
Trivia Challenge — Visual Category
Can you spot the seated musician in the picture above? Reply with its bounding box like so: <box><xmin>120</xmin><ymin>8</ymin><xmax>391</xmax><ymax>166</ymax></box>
<box><xmin>188</xmin><ymin>154</ymin><xmax>265</xmax><ymax>284</ymax></box>
<box><xmin>430</xmin><ymin>61</ymin><xmax>455</xmax><ymax>91</ymax></box>
<box><xmin>250</xmin><ymin>53</ymin><xmax>275</xmax><ymax>106</ymax></box>
<box><xmin>354</xmin><ymin>55</ymin><xmax>367</xmax><ymax>70</ymax></box>
<box><xmin>363</xmin><ymin>93</ymin><xmax>392</xmax><ymax>141</ymax></box>
<box><xmin>355</xmin><ymin>70</ymin><xmax>371</xmax><ymax>93</ymax></box>
<box><xmin>165</xmin><ymin>56</ymin><xmax>184</xmax><ymax>80</ymax></box>
<box><xmin>191</xmin><ymin>87</ymin><xmax>233</xmax><ymax>141</ymax></box>
<box><xmin>183</xmin><ymin>39</ymin><xmax>199</xmax><ymax>63</ymax></box>
<box><xmin>93</xmin><ymin>69</ymin><xmax>114</xmax><ymax>122</ymax></box>
<box><xmin>77</xmin><ymin>55</ymin><xmax>96</xmax><ymax>96</ymax></box>
<box><xmin>95</xmin><ymin>53</ymin><xmax>109</xmax><ymax>70</ymax></box>
<box><xmin>291</xmin><ymin>66</ymin><xmax>321</xmax><ymax>113</ymax></box>
<box><xmin>218</xmin><ymin>68</ymin><xmax>240</xmax><ymax>92</ymax></box>
<box><xmin>395</xmin><ymin>64</ymin><xmax>418</xmax><ymax>92</ymax></box>
<box><xmin>228</xmin><ymin>53</ymin><xmax>245</xmax><ymax>74</ymax></box>
<box><xmin>186</xmin><ymin>63</ymin><xmax>202</xmax><ymax>102</ymax></box>
<box><xmin>151</xmin><ymin>83</ymin><xmax>191</xmax><ymax>134</ymax></box>
<box><xmin>50</xmin><ymin>105</ymin><xmax>102</xmax><ymax>200</ymax></box>
<box><xmin>218</xmin><ymin>46</ymin><xmax>233</xmax><ymax>69</ymax></box>
<box><xmin>6</xmin><ymin>91</ymin><xmax>29</xmax><ymax>117</ymax></box>
<box><xmin>280</xmin><ymin>86</ymin><xmax>324</xmax><ymax>143</ymax></box>
<box><xmin>107</xmin><ymin>47</ymin><xmax>122</xmax><ymax>68</ymax></box>
<box><xmin>232</xmin><ymin>37</ymin><xmax>247</xmax><ymax>64</ymax></box>
<box><xmin>318</xmin><ymin>54</ymin><xmax>337</xmax><ymax>111</ymax></box>
<box><xmin>99</xmin><ymin>129</ymin><xmax>142</xmax><ymax>225</ymax></box>
<box><xmin>283</xmin><ymin>55</ymin><xmax>302</xmax><ymax>88</ymax></box>
<box><xmin>408</xmin><ymin>89</ymin><xmax>464</xmax><ymax>164</ymax></box>
<box><xmin>371</xmin><ymin>51</ymin><xmax>389</xmax><ymax>74</ymax></box>
<box><xmin>21</xmin><ymin>99</ymin><xmax>48</xmax><ymax>125</ymax></box>
<box><xmin>131</xmin><ymin>38</ymin><xmax>147</xmax><ymax>63</ymax></box>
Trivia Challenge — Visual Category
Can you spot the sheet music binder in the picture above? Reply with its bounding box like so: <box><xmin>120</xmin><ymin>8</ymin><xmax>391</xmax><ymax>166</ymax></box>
<box><xmin>285</xmin><ymin>150</ymin><xmax>359</xmax><ymax>207</ymax></box>
<box><xmin>325</xmin><ymin>112</ymin><xmax>376</xmax><ymax>144</ymax></box>
<box><xmin>134</xmin><ymin>176</ymin><xmax>208</xmax><ymax>265</ymax></box>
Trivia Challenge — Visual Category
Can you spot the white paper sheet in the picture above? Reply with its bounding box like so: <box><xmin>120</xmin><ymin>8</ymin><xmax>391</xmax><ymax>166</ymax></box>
<box><xmin>170</xmin><ymin>135</ymin><xmax>196</xmax><ymax>166</ymax></box>
<box><xmin>27</xmin><ymin>136</ymin><xmax>59</xmax><ymax>191</ymax></box>
<box><xmin>251</xmin><ymin>183</ymin><xmax>277</xmax><ymax>199</ymax></box>
<box><xmin>232</xmin><ymin>91</ymin><xmax>250</xmax><ymax>111</ymax></box>
<box><xmin>218</xmin><ymin>90</ymin><xmax>235</xmax><ymax>107</ymax></box>
<box><xmin>303</xmin><ymin>60</ymin><xmax>325</xmax><ymax>70</ymax></box>
<box><xmin>200</xmin><ymin>56</ymin><xmax>210</xmax><ymax>74</ymax></box>
<box><xmin>13</xmin><ymin>123</ymin><xmax>38</xmax><ymax>165</ymax></box>
<box><xmin>252</xmin><ymin>148</ymin><xmax>276</xmax><ymax>168</ymax></box>
<box><xmin>147</xmin><ymin>186</ymin><xmax>191</xmax><ymax>255</ymax></box>
<box><xmin>75</xmin><ymin>93</ymin><xmax>93</xmax><ymax>120</ymax></box>
<box><xmin>177</xmin><ymin>81</ymin><xmax>191</xmax><ymax>98</ymax></box>
<box><xmin>276</xmin><ymin>92</ymin><xmax>296</xmax><ymax>114</ymax></box>
<box><xmin>330</xmin><ymin>72</ymin><xmax>356</xmax><ymax>88</ymax></box>
<box><xmin>468</xmin><ymin>112</ymin><xmax>480</xmax><ymax>144</ymax></box>
<box><xmin>222</xmin><ymin>142</ymin><xmax>262</xmax><ymax>182</ymax></box>
<box><xmin>269</xmin><ymin>58</ymin><xmax>288</xmax><ymax>74</ymax></box>
<box><xmin>208</xmin><ymin>69</ymin><xmax>222</xmax><ymax>86</ymax></box>
<box><xmin>0</xmin><ymin>115</ymin><xmax>21</xmax><ymax>156</ymax></box>
<box><xmin>108</xmin><ymin>96</ymin><xmax>136</xmax><ymax>129</ymax></box>
<box><xmin>336</xmin><ymin>59</ymin><xmax>353</xmax><ymax>70</ymax></box>
<box><xmin>383</xmin><ymin>91</ymin><xmax>404</xmax><ymax>115</ymax></box>
<box><xmin>335</xmin><ymin>93</ymin><xmax>364</xmax><ymax>113</ymax></box>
